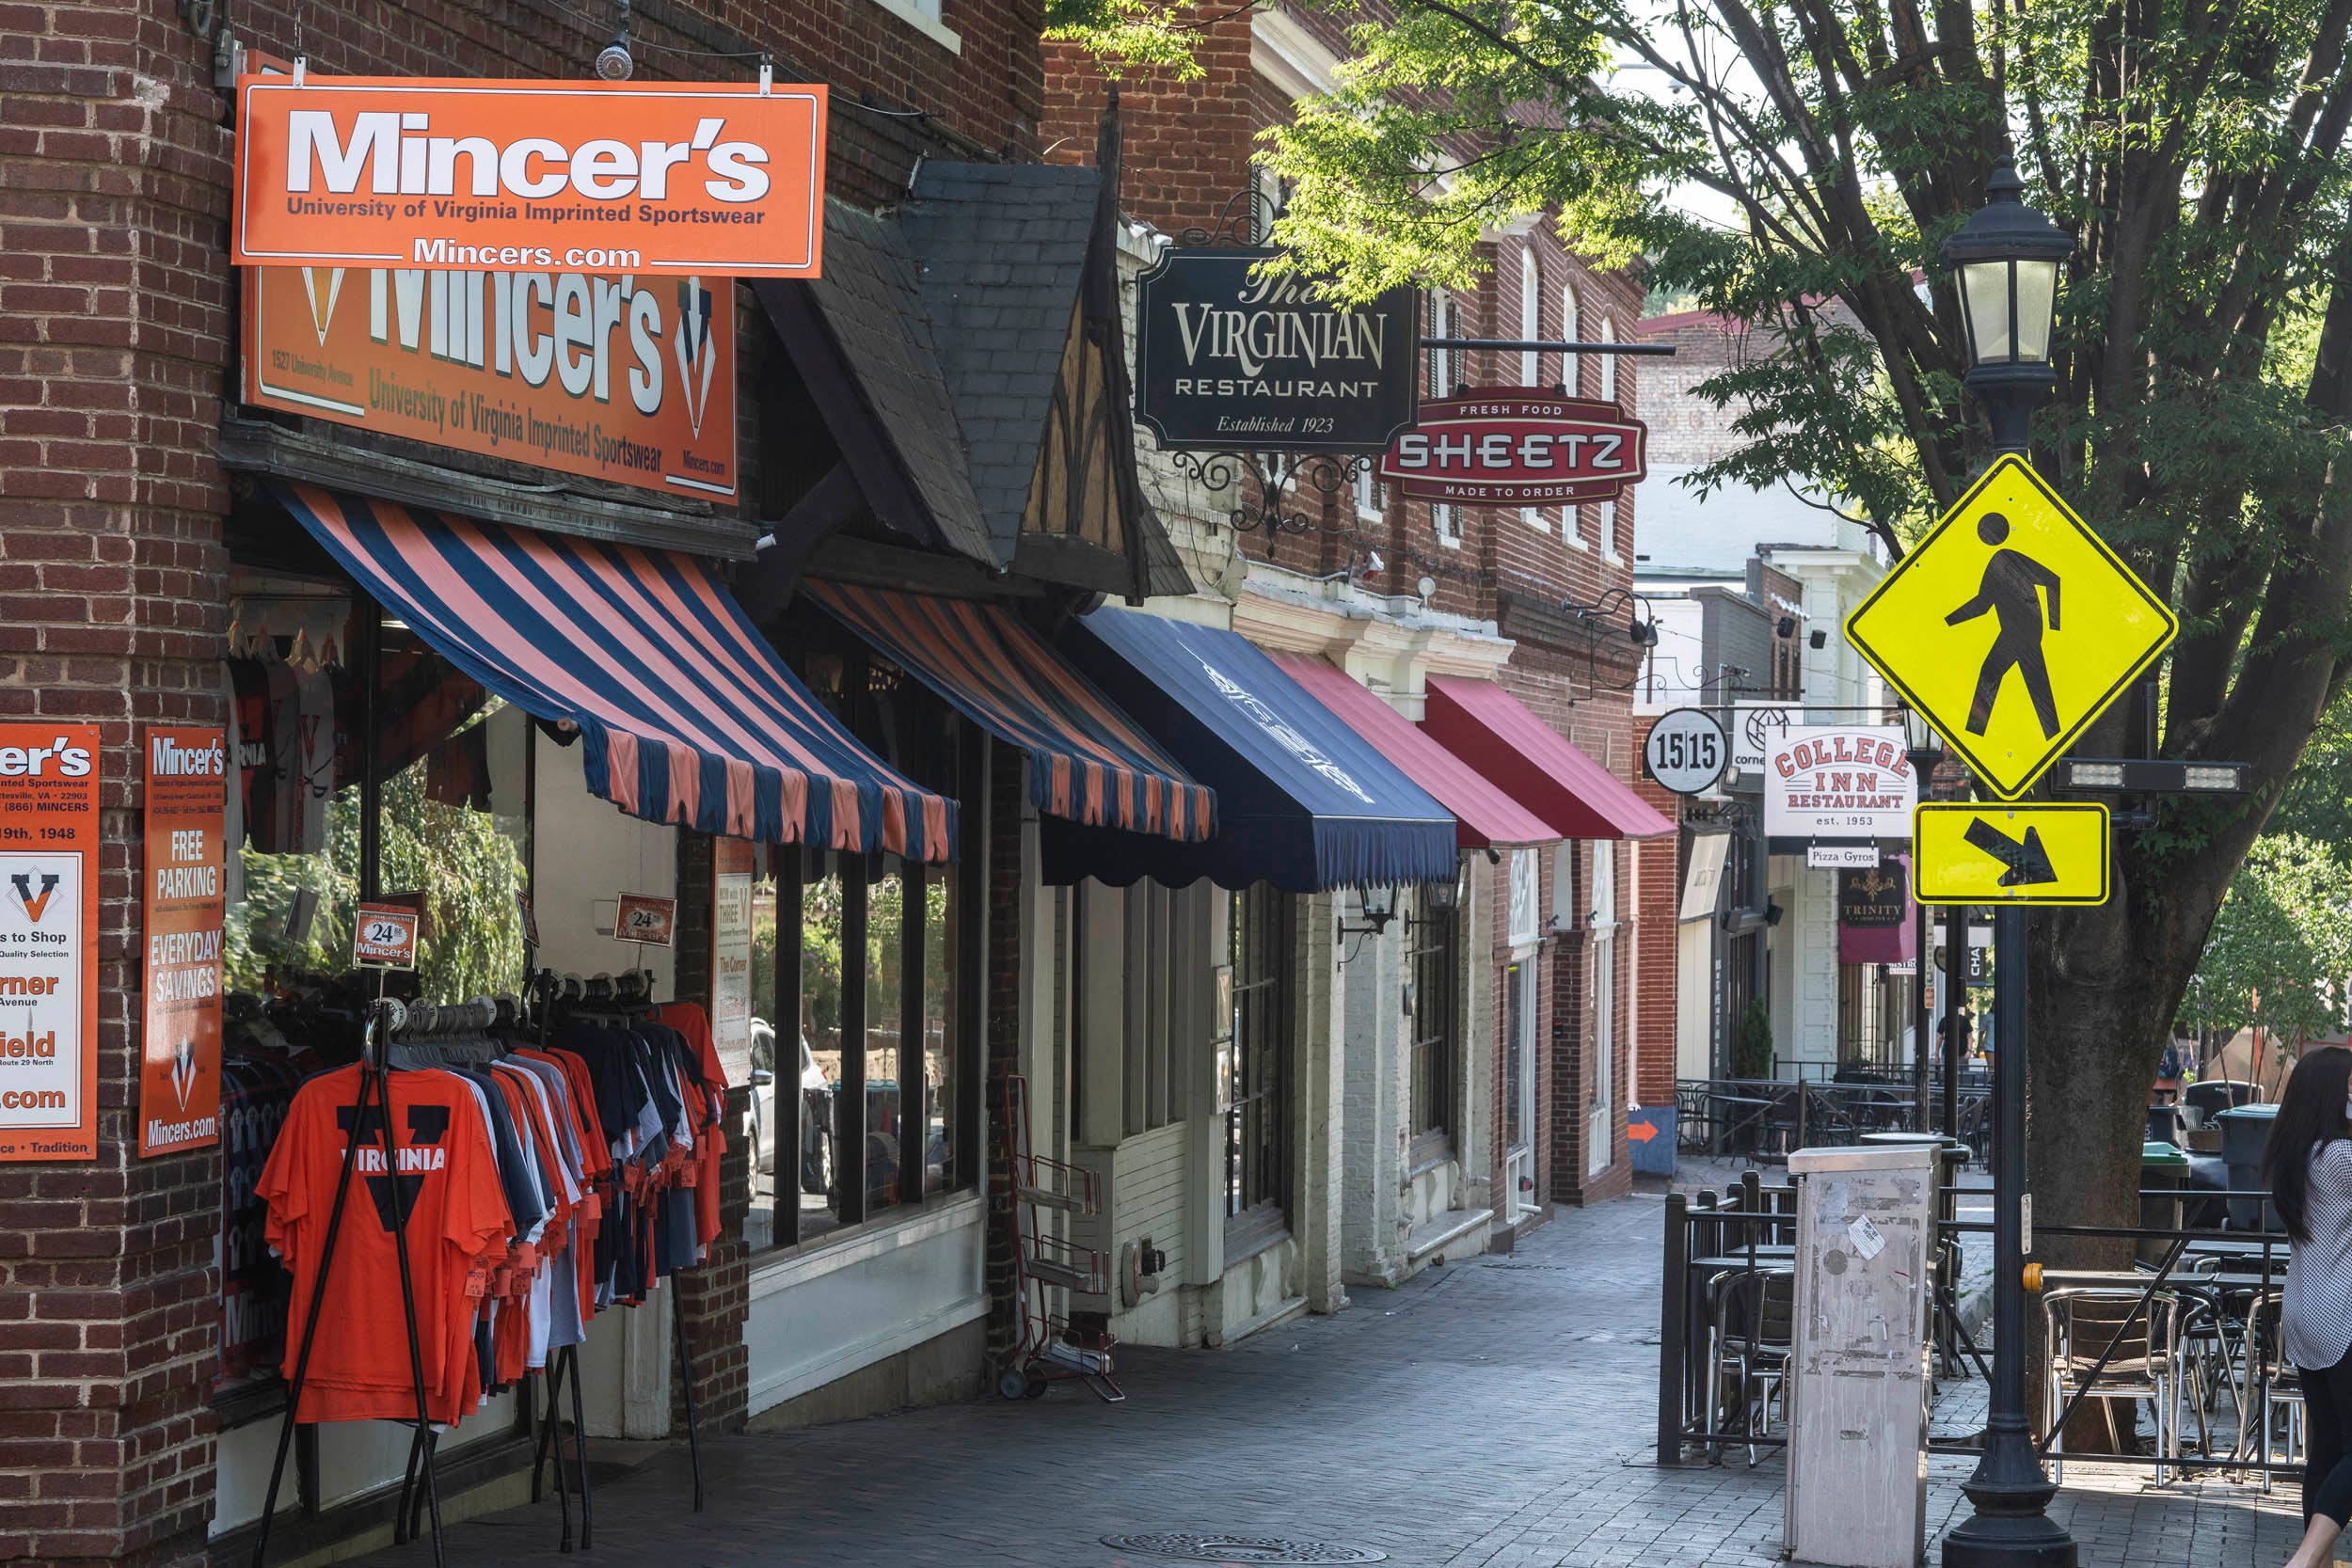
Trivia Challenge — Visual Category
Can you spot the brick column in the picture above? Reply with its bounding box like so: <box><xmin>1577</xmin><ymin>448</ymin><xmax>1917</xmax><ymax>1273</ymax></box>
<box><xmin>667</xmin><ymin>831</ymin><xmax>748</xmax><ymax>1433</ymax></box>
<box><xmin>1629</xmin><ymin>725</ymin><xmax>1684</xmax><ymax>1111</ymax></box>
<box><xmin>982</xmin><ymin>741</ymin><xmax>1024</xmax><ymax>1370</ymax></box>
<box><xmin>0</xmin><ymin>35</ymin><xmax>234</xmax><ymax>1568</ymax></box>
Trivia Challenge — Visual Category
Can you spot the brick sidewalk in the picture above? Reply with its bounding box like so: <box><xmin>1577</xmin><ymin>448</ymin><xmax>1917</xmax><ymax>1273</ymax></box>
<box><xmin>350</xmin><ymin>1187</ymin><xmax>2306</xmax><ymax>1568</ymax></box>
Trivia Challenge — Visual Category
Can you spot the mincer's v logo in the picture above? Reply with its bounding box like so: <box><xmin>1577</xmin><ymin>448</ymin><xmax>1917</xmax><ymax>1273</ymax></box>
<box><xmin>302</xmin><ymin>266</ymin><xmax>345</xmax><ymax>344</ymax></box>
<box><xmin>10</xmin><ymin>871</ymin><xmax>60</xmax><ymax>924</ymax></box>
<box><xmin>170</xmin><ymin>1038</ymin><xmax>198</xmax><ymax>1113</ymax></box>
<box><xmin>675</xmin><ymin>277</ymin><xmax>719</xmax><ymax>437</ymax></box>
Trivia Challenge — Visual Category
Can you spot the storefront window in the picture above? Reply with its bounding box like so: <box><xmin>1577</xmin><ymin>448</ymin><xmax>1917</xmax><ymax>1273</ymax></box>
<box><xmin>866</xmin><ymin>862</ymin><xmax>906</xmax><ymax>1212</ymax></box>
<box><xmin>1408</xmin><ymin>892</ymin><xmax>1456</xmax><ymax>1150</ymax></box>
<box><xmin>1227</xmin><ymin>884</ymin><xmax>1292</xmax><ymax>1240</ymax></box>
<box><xmin>373</xmin><ymin>627</ymin><xmax>531</xmax><ymax>1004</ymax></box>
<box><xmin>217</xmin><ymin>587</ymin><xmax>538</xmax><ymax>1402</ymax></box>
<box><xmin>739</xmin><ymin>641</ymin><xmax>975</xmax><ymax>1255</ymax></box>
<box><xmin>797</xmin><ymin>856</ymin><xmax>850</xmax><ymax>1243</ymax></box>
<box><xmin>922</xmin><ymin>869</ymin><xmax>955</xmax><ymax>1196</ymax></box>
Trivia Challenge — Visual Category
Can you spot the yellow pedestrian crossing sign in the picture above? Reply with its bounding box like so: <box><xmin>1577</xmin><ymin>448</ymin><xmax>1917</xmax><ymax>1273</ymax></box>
<box><xmin>1914</xmin><ymin>802</ymin><xmax>2111</xmax><ymax>906</ymax></box>
<box><xmin>1845</xmin><ymin>456</ymin><xmax>2177</xmax><ymax>799</ymax></box>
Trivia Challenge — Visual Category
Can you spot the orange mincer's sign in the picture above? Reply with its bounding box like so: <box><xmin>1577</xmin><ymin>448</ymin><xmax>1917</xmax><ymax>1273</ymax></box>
<box><xmin>233</xmin><ymin>75</ymin><xmax>827</xmax><ymax>277</ymax></box>
<box><xmin>243</xmin><ymin>261</ymin><xmax>738</xmax><ymax>500</ymax></box>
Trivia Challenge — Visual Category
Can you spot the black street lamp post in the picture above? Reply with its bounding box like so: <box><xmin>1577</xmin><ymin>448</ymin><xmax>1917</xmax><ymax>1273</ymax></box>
<box><xmin>1901</xmin><ymin>706</ymin><xmax>1942</xmax><ymax>1132</ymax></box>
<box><xmin>1937</xmin><ymin>156</ymin><xmax>2079</xmax><ymax>1568</ymax></box>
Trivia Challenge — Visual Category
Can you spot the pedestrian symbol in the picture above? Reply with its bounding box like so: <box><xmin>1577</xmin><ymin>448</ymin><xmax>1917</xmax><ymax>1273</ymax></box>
<box><xmin>1845</xmin><ymin>456</ymin><xmax>2177</xmax><ymax>799</ymax></box>
<box><xmin>1914</xmin><ymin>803</ymin><xmax>2111</xmax><ymax>906</ymax></box>
<box><xmin>1947</xmin><ymin>513</ymin><xmax>2063</xmax><ymax>739</ymax></box>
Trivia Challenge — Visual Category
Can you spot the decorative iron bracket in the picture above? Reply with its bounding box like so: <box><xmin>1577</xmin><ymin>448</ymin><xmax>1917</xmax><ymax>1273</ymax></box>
<box><xmin>1168</xmin><ymin>450</ymin><xmax>1376</xmax><ymax>536</ymax></box>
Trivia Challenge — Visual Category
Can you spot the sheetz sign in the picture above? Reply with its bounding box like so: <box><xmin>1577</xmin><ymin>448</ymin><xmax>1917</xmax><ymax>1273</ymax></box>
<box><xmin>1379</xmin><ymin>389</ymin><xmax>1648</xmax><ymax>505</ymax></box>
<box><xmin>243</xmin><ymin>261</ymin><xmax>737</xmax><ymax>500</ymax></box>
<box><xmin>1134</xmin><ymin>248</ymin><xmax>1418</xmax><ymax>451</ymax></box>
<box><xmin>233</xmin><ymin>75</ymin><xmax>827</xmax><ymax>277</ymax></box>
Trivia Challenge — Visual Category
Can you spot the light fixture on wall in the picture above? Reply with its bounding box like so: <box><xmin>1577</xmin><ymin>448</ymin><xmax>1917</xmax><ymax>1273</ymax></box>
<box><xmin>1337</xmin><ymin>884</ymin><xmax>1397</xmax><ymax>941</ymax></box>
<box><xmin>595</xmin><ymin>0</ymin><xmax>634</xmax><ymax>78</ymax></box>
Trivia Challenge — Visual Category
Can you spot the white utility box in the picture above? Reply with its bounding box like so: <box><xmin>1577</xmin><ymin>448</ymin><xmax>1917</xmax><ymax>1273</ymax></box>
<box><xmin>1784</xmin><ymin>1143</ymin><xmax>1936</xmax><ymax>1568</ymax></box>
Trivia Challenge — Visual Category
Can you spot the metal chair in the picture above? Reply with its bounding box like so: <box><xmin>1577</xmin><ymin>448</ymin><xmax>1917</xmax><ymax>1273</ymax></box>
<box><xmin>2240</xmin><ymin>1291</ymin><xmax>2306</xmax><ymax>1491</ymax></box>
<box><xmin>2042</xmin><ymin>1286</ymin><xmax>2186</xmax><ymax>1483</ymax></box>
<box><xmin>1706</xmin><ymin>1264</ymin><xmax>1797</xmax><ymax>1467</ymax></box>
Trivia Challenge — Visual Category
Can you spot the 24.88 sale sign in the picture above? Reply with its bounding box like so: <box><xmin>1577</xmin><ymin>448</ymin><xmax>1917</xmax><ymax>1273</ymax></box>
<box><xmin>0</xmin><ymin>725</ymin><xmax>99</xmax><ymax>1164</ymax></box>
<box><xmin>233</xmin><ymin>76</ymin><xmax>828</xmax><ymax>277</ymax></box>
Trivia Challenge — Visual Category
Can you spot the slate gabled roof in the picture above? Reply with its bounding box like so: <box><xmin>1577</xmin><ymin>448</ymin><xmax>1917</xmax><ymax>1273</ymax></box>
<box><xmin>797</xmin><ymin>199</ymin><xmax>996</xmax><ymax>566</ymax></box>
<box><xmin>900</xmin><ymin>162</ymin><xmax>1103</xmax><ymax>555</ymax></box>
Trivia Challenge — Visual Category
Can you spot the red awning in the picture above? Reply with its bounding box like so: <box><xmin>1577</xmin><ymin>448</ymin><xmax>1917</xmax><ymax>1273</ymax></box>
<box><xmin>1422</xmin><ymin>675</ymin><xmax>1676</xmax><ymax>840</ymax></box>
<box><xmin>1272</xmin><ymin>655</ymin><xmax>1560</xmax><ymax>850</ymax></box>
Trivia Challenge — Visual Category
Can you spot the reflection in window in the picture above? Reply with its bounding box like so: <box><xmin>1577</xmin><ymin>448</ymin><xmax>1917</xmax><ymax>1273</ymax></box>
<box><xmin>225</xmin><ymin>648</ymin><xmax>357</xmax><ymax>992</ymax></box>
<box><xmin>797</xmin><ymin>858</ymin><xmax>849</xmax><ymax>1243</ymax></box>
<box><xmin>922</xmin><ymin>871</ymin><xmax>955</xmax><ymax>1195</ymax></box>
<box><xmin>866</xmin><ymin>863</ymin><xmax>905</xmax><ymax>1212</ymax></box>
<box><xmin>374</xmin><ymin>629</ymin><xmax>530</xmax><ymax>1002</ymax></box>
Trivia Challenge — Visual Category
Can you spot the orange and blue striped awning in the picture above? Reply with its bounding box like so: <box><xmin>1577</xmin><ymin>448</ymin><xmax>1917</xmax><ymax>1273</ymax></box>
<box><xmin>804</xmin><ymin>581</ymin><xmax>1213</xmax><ymax>843</ymax></box>
<box><xmin>270</xmin><ymin>483</ymin><xmax>954</xmax><ymax>860</ymax></box>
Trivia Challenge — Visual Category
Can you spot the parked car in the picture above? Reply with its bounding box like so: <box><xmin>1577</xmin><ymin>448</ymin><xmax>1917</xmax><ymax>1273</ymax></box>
<box><xmin>746</xmin><ymin>1019</ymin><xmax>834</xmax><ymax>1196</ymax></box>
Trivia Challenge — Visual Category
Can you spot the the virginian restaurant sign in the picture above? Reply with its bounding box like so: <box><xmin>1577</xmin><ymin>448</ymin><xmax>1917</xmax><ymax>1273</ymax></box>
<box><xmin>1134</xmin><ymin>247</ymin><xmax>1418</xmax><ymax>451</ymax></box>
<box><xmin>232</xmin><ymin>75</ymin><xmax>827</xmax><ymax>277</ymax></box>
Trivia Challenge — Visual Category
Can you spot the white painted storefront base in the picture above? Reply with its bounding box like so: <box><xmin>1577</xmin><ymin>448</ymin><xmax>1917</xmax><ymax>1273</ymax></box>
<box><xmin>742</xmin><ymin>1196</ymin><xmax>987</xmax><ymax>1418</ymax></box>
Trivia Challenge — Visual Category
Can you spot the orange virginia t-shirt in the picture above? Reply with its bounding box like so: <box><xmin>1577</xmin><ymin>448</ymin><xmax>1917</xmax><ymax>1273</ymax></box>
<box><xmin>258</xmin><ymin>1064</ymin><xmax>514</xmax><ymax>1424</ymax></box>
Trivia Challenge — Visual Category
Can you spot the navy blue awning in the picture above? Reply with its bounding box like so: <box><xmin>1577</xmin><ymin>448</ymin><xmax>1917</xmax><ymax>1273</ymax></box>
<box><xmin>1041</xmin><ymin>609</ymin><xmax>1457</xmax><ymax>892</ymax></box>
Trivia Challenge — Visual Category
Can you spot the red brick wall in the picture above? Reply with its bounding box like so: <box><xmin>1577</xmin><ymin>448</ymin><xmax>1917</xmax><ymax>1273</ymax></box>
<box><xmin>1041</xmin><ymin>10</ymin><xmax>1256</xmax><ymax>238</ymax></box>
<box><xmin>0</xmin><ymin>0</ymin><xmax>1051</xmax><ymax>1557</ymax></box>
<box><xmin>0</xmin><ymin>12</ymin><xmax>235</xmax><ymax>1562</ymax></box>
<box><xmin>1629</xmin><ymin>722</ymin><xmax>1681</xmax><ymax>1110</ymax></box>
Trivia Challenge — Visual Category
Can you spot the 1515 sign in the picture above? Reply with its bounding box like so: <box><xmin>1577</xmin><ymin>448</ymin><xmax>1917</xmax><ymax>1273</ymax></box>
<box><xmin>1379</xmin><ymin>390</ymin><xmax>1648</xmax><ymax>505</ymax></box>
<box><xmin>1134</xmin><ymin>248</ymin><xmax>1418</xmax><ymax>451</ymax></box>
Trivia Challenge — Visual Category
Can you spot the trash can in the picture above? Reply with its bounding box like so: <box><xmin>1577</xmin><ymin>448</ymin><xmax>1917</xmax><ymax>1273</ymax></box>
<box><xmin>2145</xmin><ymin>1102</ymin><xmax>2183</xmax><ymax>1145</ymax></box>
<box><xmin>2217</xmin><ymin>1102</ymin><xmax>2280</xmax><ymax>1230</ymax></box>
<box><xmin>2138</xmin><ymin>1141</ymin><xmax>2188</xmax><ymax>1268</ymax></box>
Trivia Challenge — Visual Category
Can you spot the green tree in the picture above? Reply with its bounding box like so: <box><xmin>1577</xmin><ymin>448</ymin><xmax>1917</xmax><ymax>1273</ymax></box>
<box><xmin>1060</xmin><ymin>0</ymin><xmax>2352</xmax><ymax>1259</ymax></box>
<box><xmin>2178</xmin><ymin>834</ymin><xmax>2352</xmax><ymax>1050</ymax></box>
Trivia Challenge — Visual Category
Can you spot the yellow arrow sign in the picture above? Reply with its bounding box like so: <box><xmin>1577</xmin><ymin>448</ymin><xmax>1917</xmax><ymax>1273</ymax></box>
<box><xmin>1914</xmin><ymin>803</ymin><xmax>2111</xmax><ymax>906</ymax></box>
<box><xmin>1845</xmin><ymin>456</ymin><xmax>2177</xmax><ymax>799</ymax></box>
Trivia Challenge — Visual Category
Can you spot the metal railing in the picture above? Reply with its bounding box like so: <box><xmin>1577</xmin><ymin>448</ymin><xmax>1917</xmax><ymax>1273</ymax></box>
<box><xmin>1654</xmin><ymin>1171</ymin><xmax>2301</xmax><ymax>1479</ymax></box>
<box><xmin>1675</xmin><ymin>1078</ymin><xmax>1931</xmax><ymax>1161</ymax></box>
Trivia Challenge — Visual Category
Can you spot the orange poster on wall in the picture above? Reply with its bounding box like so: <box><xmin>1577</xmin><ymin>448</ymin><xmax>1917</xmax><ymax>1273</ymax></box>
<box><xmin>232</xmin><ymin>75</ymin><xmax>826</xmax><ymax>277</ymax></box>
<box><xmin>241</xmin><ymin>261</ymin><xmax>738</xmax><ymax>501</ymax></box>
<box><xmin>0</xmin><ymin>724</ymin><xmax>100</xmax><ymax>1164</ymax></box>
<box><xmin>139</xmin><ymin>727</ymin><xmax>228</xmax><ymax>1157</ymax></box>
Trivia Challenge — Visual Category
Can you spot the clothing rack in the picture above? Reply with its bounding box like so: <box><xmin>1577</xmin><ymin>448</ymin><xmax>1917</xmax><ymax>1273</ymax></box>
<box><xmin>521</xmin><ymin>968</ymin><xmax>708</xmax><ymax>1549</ymax></box>
<box><xmin>251</xmin><ymin>996</ymin><xmax>448</xmax><ymax>1568</ymax></box>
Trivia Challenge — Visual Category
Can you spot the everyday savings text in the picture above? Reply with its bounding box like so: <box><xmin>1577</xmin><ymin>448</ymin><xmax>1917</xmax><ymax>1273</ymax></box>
<box><xmin>234</xmin><ymin>77</ymin><xmax>826</xmax><ymax>277</ymax></box>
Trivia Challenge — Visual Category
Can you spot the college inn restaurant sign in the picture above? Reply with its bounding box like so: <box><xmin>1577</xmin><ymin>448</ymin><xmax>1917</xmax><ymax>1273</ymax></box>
<box><xmin>1134</xmin><ymin>247</ymin><xmax>1420</xmax><ymax>451</ymax></box>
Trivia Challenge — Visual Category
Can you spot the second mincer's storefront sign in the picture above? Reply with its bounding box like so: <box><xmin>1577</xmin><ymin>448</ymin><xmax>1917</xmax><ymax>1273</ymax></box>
<box><xmin>242</xmin><ymin>262</ymin><xmax>738</xmax><ymax>499</ymax></box>
<box><xmin>1134</xmin><ymin>247</ymin><xmax>1418</xmax><ymax>451</ymax></box>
